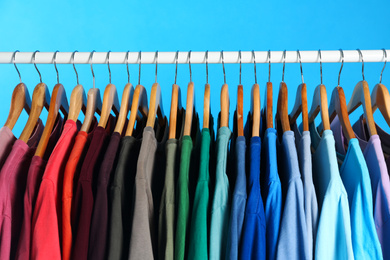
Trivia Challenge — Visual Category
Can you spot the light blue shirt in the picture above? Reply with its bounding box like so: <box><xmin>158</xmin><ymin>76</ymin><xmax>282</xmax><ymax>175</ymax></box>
<box><xmin>276</xmin><ymin>131</ymin><xmax>308</xmax><ymax>260</ymax></box>
<box><xmin>309</xmin><ymin>122</ymin><xmax>354</xmax><ymax>260</ymax></box>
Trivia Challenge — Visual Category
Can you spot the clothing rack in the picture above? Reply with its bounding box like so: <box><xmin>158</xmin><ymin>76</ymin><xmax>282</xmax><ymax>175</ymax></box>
<box><xmin>0</xmin><ymin>50</ymin><xmax>388</xmax><ymax>64</ymax></box>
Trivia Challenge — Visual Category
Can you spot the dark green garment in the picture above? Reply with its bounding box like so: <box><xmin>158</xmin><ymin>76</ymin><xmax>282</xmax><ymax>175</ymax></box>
<box><xmin>175</xmin><ymin>114</ymin><xmax>201</xmax><ymax>260</ymax></box>
<box><xmin>188</xmin><ymin>124</ymin><xmax>214</xmax><ymax>260</ymax></box>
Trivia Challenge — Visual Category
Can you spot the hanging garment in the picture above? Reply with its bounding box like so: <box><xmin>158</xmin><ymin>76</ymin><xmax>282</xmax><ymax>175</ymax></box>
<box><xmin>292</xmin><ymin>123</ymin><xmax>319</xmax><ymax>259</ymax></box>
<box><xmin>308</xmin><ymin>122</ymin><xmax>354</xmax><ymax>260</ymax></box>
<box><xmin>128</xmin><ymin>119</ymin><xmax>168</xmax><ymax>260</ymax></box>
<box><xmin>71</xmin><ymin>116</ymin><xmax>116</xmax><ymax>260</ymax></box>
<box><xmin>372</xmin><ymin>121</ymin><xmax>390</xmax><ymax>172</ymax></box>
<box><xmin>210</xmin><ymin>125</ymin><xmax>231</xmax><ymax>260</ymax></box>
<box><xmin>275</xmin><ymin>130</ymin><xmax>308</xmax><ymax>260</ymax></box>
<box><xmin>0</xmin><ymin>119</ymin><xmax>44</xmax><ymax>260</ymax></box>
<box><xmin>260</xmin><ymin>124</ymin><xmax>282</xmax><ymax>260</ymax></box>
<box><xmin>31</xmin><ymin>119</ymin><xmax>79</xmax><ymax>260</ymax></box>
<box><xmin>107</xmin><ymin>118</ymin><xmax>145</xmax><ymax>260</ymax></box>
<box><xmin>88</xmin><ymin>130</ymin><xmax>122</xmax><ymax>260</ymax></box>
<box><xmin>16</xmin><ymin>116</ymin><xmax>64</xmax><ymax>260</ymax></box>
<box><xmin>175</xmin><ymin>113</ymin><xmax>201</xmax><ymax>260</ymax></box>
<box><xmin>331</xmin><ymin>117</ymin><xmax>383</xmax><ymax>259</ymax></box>
<box><xmin>188</xmin><ymin>116</ymin><xmax>214</xmax><ymax>260</ymax></box>
<box><xmin>353</xmin><ymin>118</ymin><xmax>390</xmax><ymax>260</ymax></box>
<box><xmin>0</xmin><ymin>126</ymin><xmax>17</xmax><ymax>170</ymax></box>
<box><xmin>158</xmin><ymin>110</ymin><xmax>185</xmax><ymax>260</ymax></box>
<box><xmin>62</xmin><ymin>118</ymin><xmax>97</xmax><ymax>260</ymax></box>
<box><xmin>240</xmin><ymin>135</ymin><xmax>266</xmax><ymax>260</ymax></box>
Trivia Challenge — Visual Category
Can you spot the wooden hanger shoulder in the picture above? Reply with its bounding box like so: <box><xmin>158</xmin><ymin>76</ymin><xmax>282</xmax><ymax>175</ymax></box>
<box><xmin>237</xmin><ymin>84</ymin><xmax>244</xmax><ymax>137</ymax></box>
<box><xmin>251</xmin><ymin>83</ymin><xmax>260</xmax><ymax>137</ymax></box>
<box><xmin>220</xmin><ymin>83</ymin><xmax>230</xmax><ymax>128</ymax></box>
<box><xmin>347</xmin><ymin>80</ymin><xmax>377</xmax><ymax>136</ymax></box>
<box><xmin>114</xmin><ymin>83</ymin><xmax>134</xmax><ymax>134</ymax></box>
<box><xmin>183</xmin><ymin>82</ymin><xmax>195</xmax><ymax>136</ymax></box>
<box><xmin>265</xmin><ymin>81</ymin><xmax>273</xmax><ymax>129</ymax></box>
<box><xmin>4</xmin><ymin>83</ymin><xmax>31</xmax><ymax>130</ymax></box>
<box><xmin>146</xmin><ymin>82</ymin><xmax>164</xmax><ymax>128</ymax></box>
<box><xmin>168</xmin><ymin>83</ymin><xmax>181</xmax><ymax>139</ymax></box>
<box><xmin>126</xmin><ymin>84</ymin><xmax>148</xmax><ymax>137</ymax></box>
<box><xmin>203</xmin><ymin>83</ymin><xmax>210</xmax><ymax>129</ymax></box>
<box><xmin>309</xmin><ymin>84</ymin><xmax>330</xmax><ymax>131</ymax></box>
<box><xmin>276</xmin><ymin>82</ymin><xmax>290</xmax><ymax>132</ymax></box>
<box><xmin>371</xmin><ymin>83</ymin><xmax>390</xmax><ymax>127</ymax></box>
<box><xmin>19</xmin><ymin>82</ymin><xmax>50</xmax><ymax>143</ymax></box>
<box><xmin>80</xmin><ymin>88</ymin><xmax>102</xmax><ymax>133</ymax></box>
<box><xmin>98</xmin><ymin>83</ymin><xmax>120</xmax><ymax>128</ymax></box>
<box><xmin>67</xmin><ymin>84</ymin><xmax>86</xmax><ymax>123</ymax></box>
<box><xmin>289</xmin><ymin>83</ymin><xmax>309</xmax><ymax>132</ymax></box>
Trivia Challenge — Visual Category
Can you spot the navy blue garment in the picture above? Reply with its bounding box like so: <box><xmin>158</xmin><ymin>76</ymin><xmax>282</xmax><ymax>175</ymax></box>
<box><xmin>240</xmin><ymin>137</ymin><xmax>266</xmax><ymax>260</ymax></box>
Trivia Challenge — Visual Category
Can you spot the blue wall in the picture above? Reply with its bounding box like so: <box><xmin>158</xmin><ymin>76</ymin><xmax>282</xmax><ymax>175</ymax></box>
<box><xmin>0</xmin><ymin>0</ymin><xmax>389</xmax><ymax>135</ymax></box>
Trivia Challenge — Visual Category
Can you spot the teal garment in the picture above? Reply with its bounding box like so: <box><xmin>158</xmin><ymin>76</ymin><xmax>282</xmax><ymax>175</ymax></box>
<box><xmin>309</xmin><ymin>122</ymin><xmax>354</xmax><ymax>260</ymax></box>
<box><xmin>210</xmin><ymin>126</ymin><xmax>231</xmax><ymax>260</ymax></box>
<box><xmin>331</xmin><ymin>117</ymin><xmax>383</xmax><ymax>259</ymax></box>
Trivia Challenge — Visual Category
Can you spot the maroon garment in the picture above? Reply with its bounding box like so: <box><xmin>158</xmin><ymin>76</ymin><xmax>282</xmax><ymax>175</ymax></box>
<box><xmin>71</xmin><ymin>117</ymin><xmax>116</xmax><ymax>260</ymax></box>
<box><xmin>88</xmin><ymin>132</ymin><xmax>122</xmax><ymax>260</ymax></box>
<box><xmin>15</xmin><ymin>116</ymin><xmax>64</xmax><ymax>260</ymax></box>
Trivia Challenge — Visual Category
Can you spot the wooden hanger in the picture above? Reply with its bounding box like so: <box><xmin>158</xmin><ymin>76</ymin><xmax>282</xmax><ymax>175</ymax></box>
<box><xmin>114</xmin><ymin>83</ymin><xmax>134</xmax><ymax>134</ymax></box>
<box><xmin>67</xmin><ymin>84</ymin><xmax>87</xmax><ymax>122</ymax></box>
<box><xmin>264</xmin><ymin>51</ymin><xmax>273</xmax><ymax>129</ymax></box>
<box><xmin>183</xmin><ymin>82</ymin><xmax>195</xmax><ymax>136</ymax></box>
<box><xmin>35</xmin><ymin>83</ymin><xmax>69</xmax><ymax>158</ymax></box>
<box><xmin>220</xmin><ymin>51</ymin><xmax>229</xmax><ymax>128</ymax></box>
<box><xmin>4</xmin><ymin>83</ymin><xmax>31</xmax><ymax>130</ymax></box>
<box><xmin>203</xmin><ymin>83</ymin><xmax>210</xmax><ymax>129</ymax></box>
<box><xmin>168</xmin><ymin>83</ymin><xmax>182</xmax><ymax>139</ymax></box>
<box><xmin>251</xmin><ymin>84</ymin><xmax>260</xmax><ymax>137</ymax></box>
<box><xmin>275</xmin><ymin>51</ymin><xmax>290</xmax><ymax>132</ymax></box>
<box><xmin>309</xmin><ymin>84</ymin><xmax>330</xmax><ymax>130</ymax></box>
<box><xmin>371</xmin><ymin>50</ymin><xmax>390</xmax><ymax>127</ymax></box>
<box><xmin>237</xmin><ymin>51</ymin><xmax>244</xmax><ymax>137</ymax></box>
<box><xmin>126</xmin><ymin>84</ymin><xmax>148</xmax><ymax>136</ymax></box>
<box><xmin>80</xmin><ymin>88</ymin><xmax>102</xmax><ymax>132</ymax></box>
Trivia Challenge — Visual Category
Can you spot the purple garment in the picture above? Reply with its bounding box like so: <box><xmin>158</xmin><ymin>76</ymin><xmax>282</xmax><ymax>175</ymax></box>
<box><xmin>352</xmin><ymin>117</ymin><xmax>390</xmax><ymax>260</ymax></box>
<box><xmin>0</xmin><ymin>119</ymin><xmax>44</xmax><ymax>260</ymax></box>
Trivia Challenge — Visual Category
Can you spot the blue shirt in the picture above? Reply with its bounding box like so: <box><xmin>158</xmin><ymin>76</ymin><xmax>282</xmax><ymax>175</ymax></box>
<box><xmin>261</xmin><ymin>128</ymin><xmax>282</xmax><ymax>260</ymax></box>
<box><xmin>309</xmin><ymin>122</ymin><xmax>354</xmax><ymax>260</ymax></box>
<box><xmin>276</xmin><ymin>131</ymin><xmax>308</xmax><ymax>260</ymax></box>
<box><xmin>225</xmin><ymin>136</ymin><xmax>246</xmax><ymax>260</ymax></box>
<box><xmin>240</xmin><ymin>136</ymin><xmax>266</xmax><ymax>259</ymax></box>
<box><xmin>331</xmin><ymin>117</ymin><xmax>383</xmax><ymax>259</ymax></box>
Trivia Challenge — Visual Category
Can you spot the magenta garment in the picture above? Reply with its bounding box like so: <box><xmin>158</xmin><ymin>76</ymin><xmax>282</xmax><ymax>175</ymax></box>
<box><xmin>0</xmin><ymin>120</ymin><xmax>44</xmax><ymax>260</ymax></box>
<box><xmin>15</xmin><ymin>116</ymin><xmax>64</xmax><ymax>260</ymax></box>
<box><xmin>0</xmin><ymin>126</ymin><xmax>17</xmax><ymax>170</ymax></box>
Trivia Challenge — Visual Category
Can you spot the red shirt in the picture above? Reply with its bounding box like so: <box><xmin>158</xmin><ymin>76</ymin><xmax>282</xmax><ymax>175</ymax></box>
<box><xmin>31</xmin><ymin>120</ymin><xmax>78</xmax><ymax>260</ymax></box>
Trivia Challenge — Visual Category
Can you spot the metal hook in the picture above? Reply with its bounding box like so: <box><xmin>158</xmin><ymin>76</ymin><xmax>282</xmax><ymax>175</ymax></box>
<box><xmin>319</xmin><ymin>50</ymin><xmax>323</xmax><ymax>85</ymax></box>
<box><xmin>297</xmin><ymin>50</ymin><xmax>304</xmax><ymax>83</ymax></box>
<box><xmin>106</xmin><ymin>51</ymin><xmax>112</xmax><ymax>84</ymax></box>
<box><xmin>221</xmin><ymin>50</ymin><xmax>226</xmax><ymax>84</ymax></box>
<box><xmin>53</xmin><ymin>51</ymin><xmax>60</xmax><ymax>84</ymax></box>
<box><xmin>32</xmin><ymin>51</ymin><xmax>42</xmax><ymax>83</ymax></box>
<box><xmin>89</xmin><ymin>51</ymin><xmax>96</xmax><ymax>88</ymax></box>
<box><xmin>267</xmin><ymin>50</ymin><xmax>271</xmax><ymax>82</ymax></box>
<box><xmin>188</xmin><ymin>50</ymin><xmax>192</xmax><ymax>82</ymax></box>
<box><xmin>357</xmin><ymin>49</ymin><xmax>365</xmax><ymax>81</ymax></box>
<box><xmin>205</xmin><ymin>50</ymin><xmax>209</xmax><ymax>84</ymax></box>
<box><xmin>138</xmin><ymin>51</ymin><xmax>141</xmax><ymax>85</ymax></box>
<box><xmin>338</xmin><ymin>49</ymin><xmax>344</xmax><ymax>86</ymax></box>
<box><xmin>155</xmin><ymin>51</ymin><xmax>158</xmax><ymax>83</ymax></box>
<box><xmin>380</xmin><ymin>48</ymin><xmax>387</xmax><ymax>84</ymax></box>
<box><xmin>282</xmin><ymin>50</ymin><xmax>286</xmax><ymax>82</ymax></box>
<box><xmin>12</xmin><ymin>50</ymin><xmax>22</xmax><ymax>83</ymax></box>
<box><xmin>239</xmin><ymin>50</ymin><xmax>242</xmax><ymax>85</ymax></box>
<box><xmin>126</xmin><ymin>51</ymin><xmax>130</xmax><ymax>83</ymax></box>
<box><xmin>174</xmin><ymin>51</ymin><xmax>179</xmax><ymax>84</ymax></box>
<box><xmin>71</xmin><ymin>51</ymin><xmax>79</xmax><ymax>85</ymax></box>
<box><xmin>252</xmin><ymin>50</ymin><xmax>257</xmax><ymax>84</ymax></box>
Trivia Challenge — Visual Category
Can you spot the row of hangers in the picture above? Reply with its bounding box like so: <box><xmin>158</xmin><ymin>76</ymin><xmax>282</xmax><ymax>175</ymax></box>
<box><xmin>4</xmin><ymin>49</ymin><xmax>389</xmax><ymax>160</ymax></box>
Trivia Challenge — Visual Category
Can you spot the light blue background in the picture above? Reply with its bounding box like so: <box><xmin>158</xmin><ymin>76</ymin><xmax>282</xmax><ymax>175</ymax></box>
<box><xmin>0</xmin><ymin>0</ymin><xmax>389</xmax><ymax>136</ymax></box>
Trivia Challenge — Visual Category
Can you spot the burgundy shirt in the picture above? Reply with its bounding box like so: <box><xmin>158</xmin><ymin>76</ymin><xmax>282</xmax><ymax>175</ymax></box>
<box><xmin>71</xmin><ymin>117</ymin><xmax>116</xmax><ymax>260</ymax></box>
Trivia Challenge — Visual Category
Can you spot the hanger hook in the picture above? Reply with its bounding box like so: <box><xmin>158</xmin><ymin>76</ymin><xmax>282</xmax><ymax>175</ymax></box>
<box><xmin>106</xmin><ymin>51</ymin><xmax>112</xmax><ymax>84</ymax></box>
<box><xmin>155</xmin><ymin>51</ymin><xmax>158</xmax><ymax>83</ymax></box>
<box><xmin>221</xmin><ymin>50</ymin><xmax>226</xmax><ymax>84</ymax></box>
<box><xmin>338</xmin><ymin>49</ymin><xmax>344</xmax><ymax>86</ymax></box>
<box><xmin>89</xmin><ymin>50</ymin><xmax>96</xmax><ymax>88</ymax></box>
<box><xmin>32</xmin><ymin>50</ymin><xmax>42</xmax><ymax>83</ymax></box>
<box><xmin>125</xmin><ymin>51</ymin><xmax>130</xmax><ymax>83</ymax></box>
<box><xmin>138</xmin><ymin>51</ymin><xmax>141</xmax><ymax>85</ymax></box>
<box><xmin>318</xmin><ymin>49</ymin><xmax>323</xmax><ymax>85</ymax></box>
<box><xmin>239</xmin><ymin>50</ymin><xmax>242</xmax><ymax>85</ymax></box>
<box><xmin>188</xmin><ymin>50</ymin><xmax>192</xmax><ymax>82</ymax></box>
<box><xmin>357</xmin><ymin>49</ymin><xmax>365</xmax><ymax>81</ymax></box>
<box><xmin>174</xmin><ymin>50</ymin><xmax>179</xmax><ymax>85</ymax></box>
<box><xmin>380</xmin><ymin>48</ymin><xmax>387</xmax><ymax>84</ymax></box>
<box><xmin>297</xmin><ymin>50</ymin><xmax>304</xmax><ymax>84</ymax></box>
<box><xmin>252</xmin><ymin>50</ymin><xmax>257</xmax><ymax>84</ymax></box>
<box><xmin>267</xmin><ymin>50</ymin><xmax>271</xmax><ymax>82</ymax></box>
<box><xmin>205</xmin><ymin>50</ymin><xmax>209</xmax><ymax>84</ymax></box>
<box><xmin>71</xmin><ymin>51</ymin><xmax>79</xmax><ymax>85</ymax></box>
<box><xmin>53</xmin><ymin>51</ymin><xmax>60</xmax><ymax>84</ymax></box>
<box><xmin>12</xmin><ymin>50</ymin><xmax>22</xmax><ymax>83</ymax></box>
<box><xmin>282</xmin><ymin>50</ymin><xmax>286</xmax><ymax>82</ymax></box>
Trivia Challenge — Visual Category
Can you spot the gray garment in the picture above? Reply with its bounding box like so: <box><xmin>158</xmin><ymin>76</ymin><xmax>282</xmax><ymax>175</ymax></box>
<box><xmin>292</xmin><ymin>124</ymin><xmax>319</xmax><ymax>260</ymax></box>
<box><xmin>129</xmin><ymin>121</ymin><xmax>168</xmax><ymax>260</ymax></box>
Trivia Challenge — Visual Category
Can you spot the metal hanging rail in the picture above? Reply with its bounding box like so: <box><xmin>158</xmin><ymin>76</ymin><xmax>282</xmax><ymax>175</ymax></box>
<box><xmin>0</xmin><ymin>50</ymin><xmax>388</xmax><ymax>64</ymax></box>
